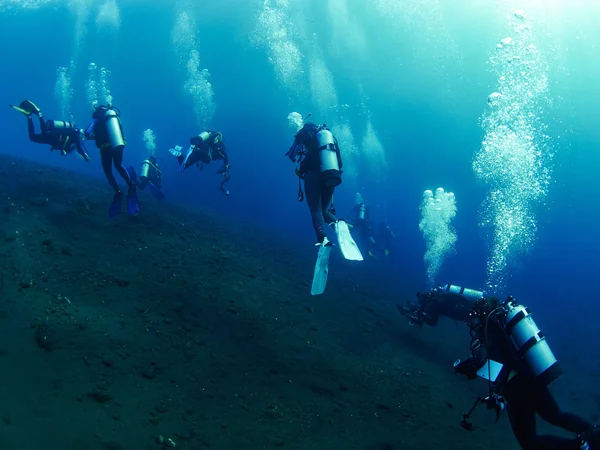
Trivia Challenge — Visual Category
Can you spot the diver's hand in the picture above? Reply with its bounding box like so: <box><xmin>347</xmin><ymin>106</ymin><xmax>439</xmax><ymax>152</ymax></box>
<box><xmin>454</xmin><ymin>358</ymin><xmax>479</xmax><ymax>380</ymax></box>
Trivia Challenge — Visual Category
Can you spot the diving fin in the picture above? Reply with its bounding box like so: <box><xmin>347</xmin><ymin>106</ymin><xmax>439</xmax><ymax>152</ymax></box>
<box><xmin>311</xmin><ymin>238</ymin><xmax>332</xmax><ymax>296</ymax></box>
<box><xmin>109</xmin><ymin>192</ymin><xmax>123</xmax><ymax>219</ymax></box>
<box><xmin>126</xmin><ymin>166</ymin><xmax>138</xmax><ymax>186</ymax></box>
<box><xmin>14</xmin><ymin>100</ymin><xmax>40</xmax><ymax>115</ymax></box>
<box><xmin>127</xmin><ymin>187</ymin><xmax>140</xmax><ymax>215</ymax></box>
<box><xmin>148</xmin><ymin>181</ymin><xmax>165</xmax><ymax>200</ymax></box>
<box><xmin>9</xmin><ymin>104</ymin><xmax>31</xmax><ymax>116</ymax></box>
<box><xmin>333</xmin><ymin>220</ymin><xmax>363</xmax><ymax>261</ymax></box>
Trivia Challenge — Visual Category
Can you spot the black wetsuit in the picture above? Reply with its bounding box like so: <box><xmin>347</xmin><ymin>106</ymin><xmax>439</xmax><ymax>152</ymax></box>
<box><xmin>88</xmin><ymin>110</ymin><xmax>133</xmax><ymax>193</ymax></box>
<box><xmin>457</xmin><ymin>306</ymin><xmax>592</xmax><ymax>450</ymax></box>
<box><xmin>179</xmin><ymin>132</ymin><xmax>231</xmax><ymax>191</ymax></box>
<box><xmin>28</xmin><ymin>115</ymin><xmax>89</xmax><ymax>160</ymax></box>
<box><xmin>406</xmin><ymin>291</ymin><xmax>475</xmax><ymax>326</ymax></box>
<box><xmin>296</xmin><ymin>123</ymin><xmax>342</xmax><ymax>243</ymax></box>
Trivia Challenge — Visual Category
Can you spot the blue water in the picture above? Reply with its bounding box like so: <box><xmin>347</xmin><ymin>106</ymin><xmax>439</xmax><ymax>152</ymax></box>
<box><xmin>1</xmin><ymin>0</ymin><xmax>599</xmax><ymax>358</ymax></box>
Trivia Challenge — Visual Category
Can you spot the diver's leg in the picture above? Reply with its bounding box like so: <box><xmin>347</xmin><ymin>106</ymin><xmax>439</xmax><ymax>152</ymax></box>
<box><xmin>101</xmin><ymin>148</ymin><xmax>119</xmax><ymax>193</ymax></box>
<box><xmin>321</xmin><ymin>185</ymin><xmax>337</xmax><ymax>225</ymax></box>
<box><xmin>113</xmin><ymin>148</ymin><xmax>134</xmax><ymax>189</ymax></box>
<box><xmin>304</xmin><ymin>171</ymin><xmax>328</xmax><ymax>244</ymax></box>
<box><xmin>536</xmin><ymin>385</ymin><xmax>592</xmax><ymax>434</ymax></box>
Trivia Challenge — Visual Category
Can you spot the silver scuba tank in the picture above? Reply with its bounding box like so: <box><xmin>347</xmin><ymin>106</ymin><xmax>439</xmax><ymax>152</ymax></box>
<box><xmin>438</xmin><ymin>284</ymin><xmax>484</xmax><ymax>301</ymax></box>
<box><xmin>504</xmin><ymin>303</ymin><xmax>562</xmax><ymax>385</ymax></box>
<box><xmin>197</xmin><ymin>131</ymin><xmax>211</xmax><ymax>144</ymax></box>
<box><xmin>140</xmin><ymin>159</ymin><xmax>151</xmax><ymax>182</ymax></box>
<box><xmin>316</xmin><ymin>129</ymin><xmax>341</xmax><ymax>187</ymax></box>
<box><xmin>358</xmin><ymin>203</ymin><xmax>366</xmax><ymax>220</ymax></box>
<box><xmin>104</xmin><ymin>109</ymin><xmax>125</xmax><ymax>150</ymax></box>
<box><xmin>46</xmin><ymin>120</ymin><xmax>75</xmax><ymax>132</ymax></box>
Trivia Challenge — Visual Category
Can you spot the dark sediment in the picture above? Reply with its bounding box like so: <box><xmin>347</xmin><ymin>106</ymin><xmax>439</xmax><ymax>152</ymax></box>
<box><xmin>0</xmin><ymin>155</ymin><xmax>516</xmax><ymax>449</ymax></box>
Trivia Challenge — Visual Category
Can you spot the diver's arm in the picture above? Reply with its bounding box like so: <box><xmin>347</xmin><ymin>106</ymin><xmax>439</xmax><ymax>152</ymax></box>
<box><xmin>454</xmin><ymin>324</ymin><xmax>488</xmax><ymax>379</ymax></box>
<box><xmin>76</xmin><ymin>141</ymin><xmax>91</xmax><ymax>162</ymax></box>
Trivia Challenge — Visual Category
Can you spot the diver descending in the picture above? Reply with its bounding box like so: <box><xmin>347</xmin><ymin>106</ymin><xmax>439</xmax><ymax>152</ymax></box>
<box><xmin>286</xmin><ymin>120</ymin><xmax>363</xmax><ymax>296</ymax></box>
<box><xmin>169</xmin><ymin>130</ymin><xmax>231</xmax><ymax>196</ymax></box>
<box><xmin>84</xmin><ymin>104</ymin><xmax>139</xmax><ymax>218</ymax></box>
<box><xmin>9</xmin><ymin>100</ymin><xmax>91</xmax><ymax>162</ymax></box>
<box><xmin>126</xmin><ymin>156</ymin><xmax>165</xmax><ymax>200</ymax></box>
<box><xmin>451</xmin><ymin>295</ymin><xmax>599</xmax><ymax>450</ymax></box>
<box><xmin>346</xmin><ymin>193</ymin><xmax>378</xmax><ymax>258</ymax></box>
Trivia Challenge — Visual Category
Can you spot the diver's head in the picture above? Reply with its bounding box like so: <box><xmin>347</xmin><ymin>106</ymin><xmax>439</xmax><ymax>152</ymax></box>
<box><xmin>92</xmin><ymin>105</ymin><xmax>108</xmax><ymax>120</ymax></box>
<box><xmin>149</xmin><ymin>155</ymin><xmax>157</xmax><ymax>164</ymax></box>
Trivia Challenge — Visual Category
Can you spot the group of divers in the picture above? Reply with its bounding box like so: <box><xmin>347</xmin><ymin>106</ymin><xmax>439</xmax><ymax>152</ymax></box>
<box><xmin>8</xmin><ymin>100</ymin><xmax>600</xmax><ymax>449</ymax></box>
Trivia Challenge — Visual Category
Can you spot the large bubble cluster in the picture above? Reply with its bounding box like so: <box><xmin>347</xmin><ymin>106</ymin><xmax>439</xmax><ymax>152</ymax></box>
<box><xmin>419</xmin><ymin>188</ymin><xmax>457</xmax><ymax>287</ymax></box>
<box><xmin>85</xmin><ymin>63</ymin><xmax>113</xmax><ymax>108</ymax></box>
<box><xmin>172</xmin><ymin>9</ymin><xmax>215</xmax><ymax>129</ymax></box>
<box><xmin>54</xmin><ymin>63</ymin><xmax>73</xmax><ymax>120</ymax></box>
<box><xmin>95</xmin><ymin>0</ymin><xmax>121</xmax><ymax>33</ymax></box>
<box><xmin>251</xmin><ymin>0</ymin><xmax>303</xmax><ymax>92</ymax></box>
<box><xmin>287</xmin><ymin>112</ymin><xmax>303</xmax><ymax>131</ymax></box>
<box><xmin>473</xmin><ymin>10</ymin><xmax>552</xmax><ymax>292</ymax></box>
<box><xmin>143</xmin><ymin>129</ymin><xmax>157</xmax><ymax>157</ymax></box>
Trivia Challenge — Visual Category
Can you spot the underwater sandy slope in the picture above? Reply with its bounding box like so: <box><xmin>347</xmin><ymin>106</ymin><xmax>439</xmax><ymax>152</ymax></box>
<box><xmin>0</xmin><ymin>155</ymin><xmax>517</xmax><ymax>449</ymax></box>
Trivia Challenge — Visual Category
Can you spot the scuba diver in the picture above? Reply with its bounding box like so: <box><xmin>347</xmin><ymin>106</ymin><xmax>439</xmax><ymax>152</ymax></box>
<box><xmin>399</xmin><ymin>283</ymin><xmax>484</xmax><ymax>327</ymax></box>
<box><xmin>9</xmin><ymin>100</ymin><xmax>91</xmax><ymax>162</ymax></box>
<box><xmin>84</xmin><ymin>104</ymin><xmax>139</xmax><ymax>218</ymax></box>
<box><xmin>168</xmin><ymin>130</ymin><xmax>231</xmax><ymax>196</ymax></box>
<box><xmin>346</xmin><ymin>193</ymin><xmax>378</xmax><ymax>258</ymax></box>
<box><xmin>286</xmin><ymin>120</ymin><xmax>362</xmax><ymax>296</ymax></box>
<box><xmin>126</xmin><ymin>156</ymin><xmax>164</xmax><ymax>200</ymax></box>
<box><xmin>453</xmin><ymin>295</ymin><xmax>599</xmax><ymax>449</ymax></box>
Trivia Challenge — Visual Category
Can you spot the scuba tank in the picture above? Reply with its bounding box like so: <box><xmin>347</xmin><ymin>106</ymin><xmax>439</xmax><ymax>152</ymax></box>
<box><xmin>46</xmin><ymin>120</ymin><xmax>76</xmax><ymax>132</ymax></box>
<box><xmin>437</xmin><ymin>284</ymin><xmax>484</xmax><ymax>302</ymax></box>
<box><xmin>104</xmin><ymin>108</ymin><xmax>125</xmax><ymax>150</ymax></box>
<box><xmin>358</xmin><ymin>203</ymin><xmax>367</xmax><ymax>220</ymax></box>
<box><xmin>91</xmin><ymin>105</ymin><xmax>125</xmax><ymax>150</ymax></box>
<box><xmin>140</xmin><ymin>159</ymin><xmax>151</xmax><ymax>182</ymax></box>
<box><xmin>504</xmin><ymin>299</ymin><xmax>562</xmax><ymax>385</ymax></box>
<box><xmin>195</xmin><ymin>131</ymin><xmax>211</xmax><ymax>146</ymax></box>
<box><xmin>315</xmin><ymin>128</ymin><xmax>342</xmax><ymax>187</ymax></box>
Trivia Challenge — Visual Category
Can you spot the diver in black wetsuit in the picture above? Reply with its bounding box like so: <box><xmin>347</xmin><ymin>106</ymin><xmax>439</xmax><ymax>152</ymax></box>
<box><xmin>453</xmin><ymin>296</ymin><xmax>599</xmax><ymax>450</ymax></box>
<box><xmin>84</xmin><ymin>104</ymin><xmax>138</xmax><ymax>217</ymax></box>
<box><xmin>347</xmin><ymin>198</ymin><xmax>378</xmax><ymax>257</ymax></box>
<box><xmin>286</xmin><ymin>122</ymin><xmax>343</xmax><ymax>245</ymax></box>
<box><xmin>9</xmin><ymin>100</ymin><xmax>91</xmax><ymax>162</ymax></box>
<box><xmin>126</xmin><ymin>156</ymin><xmax>164</xmax><ymax>200</ymax></box>
<box><xmin>399</xmin><ymin>284</ymin><xmax>483</xmax><ymax>326</ymax></box>
<box><xmin>169</xmin><ymin>130</ymin><xmax>231</xmax><ymax>195</ymax></box>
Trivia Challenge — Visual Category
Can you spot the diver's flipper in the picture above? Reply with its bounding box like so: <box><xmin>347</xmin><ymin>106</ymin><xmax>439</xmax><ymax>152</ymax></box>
<box><xmin>127</xmin><ymin>187</ymin><xmax>140</xmax><ymax>215</ymax></box>
<box><xmin>126</xmin><ymin>166</ymin><xmax>138</xmax><ymax>185</ymax></box>
<box><xmin>311</xmin><ymin>239</ymin><xmax>332</xmax><ymax>296</ymax></box>
<box><xmin>109</xmin><ymin>192</ymin><xmax>123</xmax><ymax>219</ymax></box>
<box><xmin>333</xmin><ymin>220</ymin><xmax>364</xmax><ymax>261</ymax></box>
<box><xmin>9</xmin><ymin>104</ymin><xmax>31</xmax><ymax>116</ymax></box>
<box><xmin>19</xmin><ymin>100</ymin><xmax>40</xmax><ymax>115</ymax></box>
<box><xmin>148</xmin><ymin>181</ymin><xmax>165</xmax><ymax>200</ymax></box>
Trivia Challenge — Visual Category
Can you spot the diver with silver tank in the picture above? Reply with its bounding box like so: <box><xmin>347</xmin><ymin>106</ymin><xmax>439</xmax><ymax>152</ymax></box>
<box><xmin>286</xmin><ymin>120</ymin><xmax>363</xmax><ymax>296</ymax></box>
<box><xmin>453</xmin><ymin>295</ymin><xmax>599</xmax><ymax>449</ymax></box>
<box><xmin>400</xmin><ymin>283</ymin><xmax>483</xmax><ymax>326</ymax></box>
<box><xmin>126</xmin><ymin>156</ymin><xmax>164</xmax><ymax>201</ymax></box>
<box><xmin>9</xmin><ymin>100</ymin><xmax>91</xmax><ymax>162</ymax></box>
<box><xmin>84</xmin><ymin>104</ymin><xmax>139</xmax><ymax>218</ymax></box>
<box><xmin>168</xmin><ymin>130</ymin><xmax>231</xmax><ymax>196</ymax></box>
